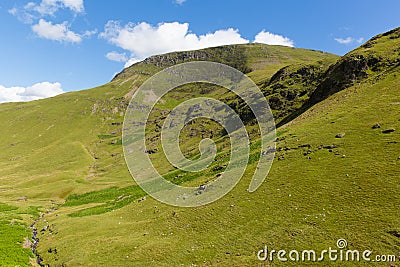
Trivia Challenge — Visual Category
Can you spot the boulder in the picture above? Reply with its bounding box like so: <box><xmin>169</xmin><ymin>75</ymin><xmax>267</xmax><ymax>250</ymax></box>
<box><xmin>335</xmin><ymin>133</ymin><xmax>345</xmax><ymax>138</ymax></box>
<box><xmin>382</xmin><ymin>128</ymin><xmax>395</xmax><ymax>133</ymax></box>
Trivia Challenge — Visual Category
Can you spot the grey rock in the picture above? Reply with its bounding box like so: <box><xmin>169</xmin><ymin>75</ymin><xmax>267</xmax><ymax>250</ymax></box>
<box><xmin>382</xmin><ymin>128</ymin><xmax>395</xmax><ymax>134</ymax></box>
<box><xmin>335</xmin><ymin>133</ymin><xmax>345</xmax><ymax>138</ymax></box>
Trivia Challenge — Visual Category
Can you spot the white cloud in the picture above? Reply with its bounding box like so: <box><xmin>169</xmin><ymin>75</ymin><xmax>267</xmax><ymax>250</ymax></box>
<box><xmin>8</xmin><ymin>8</ymin><xmax>18</xmax><ymax>15</ymax></box>
<box><xmin>9</xmin><ymin>0</ymin><xmax>91</xmax><ymax>40</ymax></box>
<box><xmin>82</xmin><ymin>29</ymin><xmax>97</xmax><ymax>37</ymax></box>
<box><xmin>100</xmin><ymin>21</ymin><xmax>249</xmax><ymax>65</ymax></box>
<box><xmin>254</xmin><ymin>30</ymin><xmax>294</xmax><ymax>47</ymax></box>
<box><xmin>334</xmin><ymin>36</ymin><xmax>364</xmax><ymax>45</ymax></box>
<box><xmin>24</xmin><ymin>2</ymin><xmax>37</xmax><ymax>9</ymax></box>
<box><xmin>32</xmin><ymin>19</ymin><xmax>82</xmax><ymax>43</ymax></box>
<box><xmin>0</xmin><ymin>82</ymin><xmax>64</xmax><ymax>103</ymax></box>
<box><xmin>59</xmin><ymin>0</ymin><xmax>84</xmax><ymax>13</ymax></box>
<box><xmin>100</xmin><ymin>21</ymin><xmax>295</xmax><ymax>67</ymax></box>
<box><xmin>356</xmin><ymin>37</ymin><xmax>364</xmax><ymax>44</ymax></box>
<box><xmin>124</xmin><ymin>58</ymin><xmax>140</xmax><ymax>68</ymax></box>
<box><xmin>106</xmin><ymin>51</ymin><xmax>128</xmax><ymax>62</ymax></box>
<box><xmin>175</xmin><ymin>0</ymin><xmax>186</xmax><ymax>4</ymax></box>
<box><xmin>26</xmin><ymin>0</ymin><xmax>84</xmax><ymax>15</ymax></box>
<box><xmin>9</xmin><ymin>6</ymin><xmax>36</xmax><ymax>24</ymax></box>
<box><xmin>334</xmin><ymin>37</ymin><xmax>354</xmax><ymax>44</ymax></box>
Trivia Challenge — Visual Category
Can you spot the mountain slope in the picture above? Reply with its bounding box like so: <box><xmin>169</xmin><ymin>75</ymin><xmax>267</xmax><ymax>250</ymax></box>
<box><xmin>38</xmin><ymin>58</ymin><xmax>400</xmax><ymax>267</ymax></box>
<box><xmin>0</xmin><ymin>44</ymin><xmax>337</xmax><ymax>199</ymax></box>
<box><xmin>309</xmin><ymin>27</ymin><xmax>400</xmax><ymax>105</ymax></box>
<box><xmin>0</xmin><ymin>32</ymin><xmax>399</xmax><ymax>266</ymax></box>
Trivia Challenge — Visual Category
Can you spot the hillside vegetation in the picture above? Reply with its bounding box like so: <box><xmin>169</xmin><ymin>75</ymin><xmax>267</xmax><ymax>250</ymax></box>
<box><xmin>0</xmin><ymin>28</ymin><xmax>399</xmax><ymax>266</ymax></box>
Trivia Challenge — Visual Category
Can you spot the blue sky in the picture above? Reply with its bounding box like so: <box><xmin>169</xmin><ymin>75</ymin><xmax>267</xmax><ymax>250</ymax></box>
<box><xmin>0</xmin><ymin>0</ymin><xmax>399</xmax><ymax>102</ymax></box>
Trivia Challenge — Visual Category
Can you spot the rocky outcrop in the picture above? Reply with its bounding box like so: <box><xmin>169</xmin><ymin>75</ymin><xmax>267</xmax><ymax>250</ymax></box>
<box><xmin>112</xmin><ymin>45</ymin><xmax>252</xmax><ymax>82</ymax></box>
<box><xmin>307</xmin><ymin>27</ymin><xmax>400</xmax><ymax>106</ymax></box>
<box><xmin>142</xmin><ymin>50</ymin><xmax>211</xmax><ymax>67</ymax></box>
<box><xmin>142</xmin><ymin>45</ymin><xmax>251</xmax><ymax>73</ymax></box>
<box><xmin>307</xmin><ymin>54</ymin><xmax>369</xmax><ymax>105</ymax></box>
<box><xmin>262</xmin><ymin>60</ymin><xmax>335</xmax><ymax>124</ymax></box>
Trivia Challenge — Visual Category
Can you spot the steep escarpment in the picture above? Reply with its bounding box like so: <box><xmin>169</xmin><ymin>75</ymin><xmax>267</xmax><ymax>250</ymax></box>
<box><xmin>113</xmin><ymin>45</ymin><xmax>251</xmax><ymax>80</ymax></box>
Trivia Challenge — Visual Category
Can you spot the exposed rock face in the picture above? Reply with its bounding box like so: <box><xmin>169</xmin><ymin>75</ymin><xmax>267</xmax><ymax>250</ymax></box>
<box><xmin>268</xmin><ymin>64</ymin><xmax>325</xmax><ymax>86</ymax></box>
<box><xmin>262</xmin><ymin>60</ymin><xmax>335</xmax><ymax>124</ymax></box>
<box><xmin>308</xmin><ymin>54</ymin><xmax>369</xmax><ymax>105</ymax></box>
<box><xmin>112</xmin><ymin>45</ymin><xmax>252</xmax><ymax>82</ymax></box>
<box><xmin>142</xmin><ymin>50</ymin><xmax>211</xmax><ymax>67</ymax></box>
<box><xmin>141</xmin><ymin>45</ymin><xmax>251</xmax><ymax>73</ymax></box>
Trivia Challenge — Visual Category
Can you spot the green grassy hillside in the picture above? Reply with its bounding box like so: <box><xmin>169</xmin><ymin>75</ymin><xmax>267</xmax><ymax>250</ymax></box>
<box><xmin>0</xmin><ymin>29</ymin><xmax>399</xmax><ymax>266</ymax></box>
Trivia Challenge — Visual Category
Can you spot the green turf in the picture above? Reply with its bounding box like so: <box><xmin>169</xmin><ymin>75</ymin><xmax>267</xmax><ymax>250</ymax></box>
<box><xmin>0</xmin><ymin>29</ymin><xmax>399</xmax><ymax>266</ymax></box>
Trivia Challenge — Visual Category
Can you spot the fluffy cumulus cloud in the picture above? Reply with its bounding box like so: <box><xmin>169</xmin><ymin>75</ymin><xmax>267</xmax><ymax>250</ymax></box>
<box><xmin>175</xmin><ymin>0</ymin><xmax>187</xmax><ymax>4</ymax></box>
<box><xmin>100</xmin><ymin>21</ymin><xmax>249</xmax><ymax>66</ymax></box>
<box><xmin>335</xmin><ymin>36</ymin><xmax>364</xmax><ymax>45</ymax></box>
<box><xmin>26</xmin><ymin>0</ymin><xmax>84</xmax><ymax>15</ymax></box>
<box><xmin>100</xmin><ymin>21</ymin><xmax>295</xmax><ymax>67</ymax></box>
<box><xmin>9</xmin><ymin>0</ymin><xmax>84</xmax><ymax>23</ymax></box>
<box><xmin>0</xmin><ymin>82</ymin><xmax>65</xmax><ymax>103</ymax></box>
<box><xmin>106</xmin><ymin>51</ymin><xmax>128</xmax><ymax>62</ymax></box>
<box><xmin>9</xmin><ymin>0</ymin><xmax>91</xmax><ymax>43</ymax></box>
<box><xmin>32</xmin><ymin>19</ymin><xmax>82</xmax><ymax>43</ymax></box>
<box><xmin>254</xmin><ymin>30</ymin><xmax>294</xmax><ymax>47</ymax></box>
